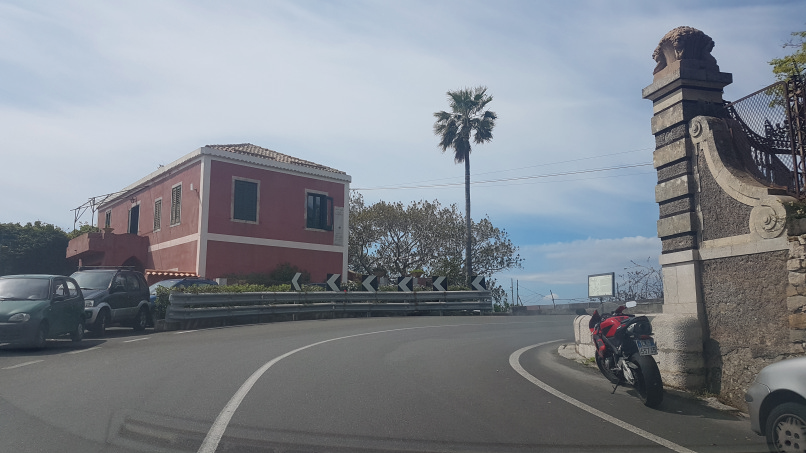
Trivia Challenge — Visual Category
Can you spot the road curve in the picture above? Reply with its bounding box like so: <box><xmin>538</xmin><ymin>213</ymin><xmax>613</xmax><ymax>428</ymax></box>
<box><xmin>0</xmin><ymin>316</ymin><xmax>765</xmax><ymax>452</ymax></box>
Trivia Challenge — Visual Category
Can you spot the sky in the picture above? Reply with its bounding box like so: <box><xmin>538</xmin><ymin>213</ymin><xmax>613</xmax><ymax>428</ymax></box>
<box><xmin>1</xmin><ymin>0</ymin><xmax>804</xmax><ymax>303</ymax></box>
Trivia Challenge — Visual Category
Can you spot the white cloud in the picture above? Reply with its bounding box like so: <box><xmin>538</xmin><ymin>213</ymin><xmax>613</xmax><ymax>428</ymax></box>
<box><xmin>0</xmin><ymin>1</ymin><xmax>801</xmax><ymax>289</ymax></box>
<box><xmin>507</xmin><ymin>236</ymin><xmax>662</xmax><ymax>286</ymax></box>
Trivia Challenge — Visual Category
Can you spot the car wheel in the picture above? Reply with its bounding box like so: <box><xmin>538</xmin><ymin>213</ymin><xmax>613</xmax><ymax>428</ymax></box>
<box><xmin>71</xmin><ymin>320</ymin><xmax>85</xmax><ymax>342</ymax></box>
<box><xmin>93</xmin><ymin>310</ymin><xmax>109</xmax><ymax>337</ymax></box>
<box><xmin>766</xmin><ymin>402</ymin><xmax>806</xmax><ymax>453</ymax></box>
<box><xmin>133</xmin><ymin>306</ymin><xmax>148</xmax><ymax>331</ymax></box>
<box><xmin>31</xmin><ymin>322</ymin><xmax>48</xmax><ymax>350</ymax></box>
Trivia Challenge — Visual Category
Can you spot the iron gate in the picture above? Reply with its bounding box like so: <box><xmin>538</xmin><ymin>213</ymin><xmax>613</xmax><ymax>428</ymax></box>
<box><xmin>725</xmin><ymin>74</ymin><xmax>806</xmax><ymax>198</ymax></box>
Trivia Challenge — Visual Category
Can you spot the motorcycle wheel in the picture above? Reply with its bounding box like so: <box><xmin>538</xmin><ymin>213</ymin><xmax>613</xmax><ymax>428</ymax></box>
<box><xmin>630</xmin><ymin>353</ymin><xmax>663</xmax><ymax>408</ymax></box>
<box><xmin>596</xmin><ymin>354</ymin><xmax>620</xmax><ymax>384</ymax></box>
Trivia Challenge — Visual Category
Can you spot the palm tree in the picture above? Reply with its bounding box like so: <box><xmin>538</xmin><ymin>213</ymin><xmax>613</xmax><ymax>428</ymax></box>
<box><xmin>433</xmin><ymin>86</ymin><xmax>497</xmax><ymax>287</ymax></box>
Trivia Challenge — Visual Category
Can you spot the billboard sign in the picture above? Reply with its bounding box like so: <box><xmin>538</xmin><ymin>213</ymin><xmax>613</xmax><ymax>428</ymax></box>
<box><xmin>588</xmin><ymin>272</ymin><xmax>615</xmax><ymax>298</ymax></box>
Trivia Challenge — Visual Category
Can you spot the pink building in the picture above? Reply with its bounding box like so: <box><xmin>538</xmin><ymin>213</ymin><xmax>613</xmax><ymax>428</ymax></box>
<box><xmin>67</xmin><ymin>144</ymin><xmax>350</xmax><ymax>284</ymax></box>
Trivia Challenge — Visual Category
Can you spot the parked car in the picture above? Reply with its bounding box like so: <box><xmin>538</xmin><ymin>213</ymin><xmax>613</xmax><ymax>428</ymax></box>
<box><xmin>70</xmin><ymin>267</ymin><xmax>150</xmax><ymax>335</ymax></box>
<box><xmin>745</xmin><ymin>356</ymin><xmax>806</xmax><ymax>452</ymax></box>
<box><xmin>0</xmin><ymin>275</ymin><xmax>85</xmax><ymax>348</ymax></box>
<box><xmin>148</xmin><ymin>277</ymin><xmax>217</xmax><ymax>318</ymax></box>
<box><xmin>148</xmin><ymin>277</ymin><xmax>218</xmax><ymax>303</ymax></box>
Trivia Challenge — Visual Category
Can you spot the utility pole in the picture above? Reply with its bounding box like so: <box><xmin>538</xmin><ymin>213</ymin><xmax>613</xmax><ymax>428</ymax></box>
<box><xmin>550</xmin><ymin>290</ymin><xmax>556</xmax><ymax>309</ymax></box>
<box><xmin>516</xmin><ymin>280</ymin><xmax>519</xmax><ymax>307</ymax></box>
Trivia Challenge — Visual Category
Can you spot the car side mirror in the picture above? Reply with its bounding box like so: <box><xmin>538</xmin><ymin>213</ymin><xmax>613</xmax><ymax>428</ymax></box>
<box><xmin>53</xmin><ymin>295</ymin><xmax>65</xmax><ymax>302</ymax></box>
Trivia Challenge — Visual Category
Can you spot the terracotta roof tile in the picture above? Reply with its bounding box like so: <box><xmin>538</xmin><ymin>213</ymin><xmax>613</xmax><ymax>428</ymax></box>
<box><xmin>206</xmin><ymin>143</ymin><xmax>345</xmax><ymax>174</ymax></box>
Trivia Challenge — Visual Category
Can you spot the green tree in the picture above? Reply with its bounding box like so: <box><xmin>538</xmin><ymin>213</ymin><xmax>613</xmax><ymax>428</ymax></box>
<box><xmin>0</xmin><ymin>222</ymin><xmax>73</xmax><ymax>276</ymax></box>
<box><xmin>433</xmin><ymin>86</ymin><xmax>497</xmax><ymax>286</ymax></box>
<box><xmin>348</xmin><ymin>192</ymin><xmax>381</xmax><ymax>275</ymax></box>
<box><xmin>347</xmin><ymin>197</ymin><xmax>522</xmax><ymax>282</ymax></box>
<box><xmin>349</xmin><ymin>198</ymin><xmax>460</xmax><ymax>277</ymax></box>
<box><xmin>770</xmin><ymin>29</ymin><xmax>806</xmax><ymax>79</ymax></box>
<box><xmin>67</xmin><ymin>222</ymin><xmax>100</xmax><ymax>240</ymax></box>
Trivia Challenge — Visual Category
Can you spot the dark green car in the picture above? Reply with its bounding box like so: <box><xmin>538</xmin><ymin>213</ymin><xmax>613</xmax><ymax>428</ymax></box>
<box><xmin>0</xmin><ymin>275</ymin><xmax>85</xmax><ymax>348</ymax></box>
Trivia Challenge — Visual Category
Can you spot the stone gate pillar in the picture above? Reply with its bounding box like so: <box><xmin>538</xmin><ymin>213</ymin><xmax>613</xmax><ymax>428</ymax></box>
<box><xmin>642</xmin><ymin>27</ymin><xmax>732</xmax><ymax>389</ymax></box>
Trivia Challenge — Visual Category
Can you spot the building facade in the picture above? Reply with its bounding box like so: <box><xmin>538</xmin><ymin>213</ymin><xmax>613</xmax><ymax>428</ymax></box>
<box><xmin>67</xmin><ymin>144</ymin><xmax>350</xmax><ymax>283</ymax></box>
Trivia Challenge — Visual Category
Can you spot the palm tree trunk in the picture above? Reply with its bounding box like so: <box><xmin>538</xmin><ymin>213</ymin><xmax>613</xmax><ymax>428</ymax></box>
<box><xmin>465</xmin><ymin>154</ymin><xmax>472</xmax><ymax>287</ymax></box>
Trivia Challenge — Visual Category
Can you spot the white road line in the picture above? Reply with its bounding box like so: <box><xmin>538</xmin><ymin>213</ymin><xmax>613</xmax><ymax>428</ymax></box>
<box><xmin>124</xmin><ymin>337</ymin><xmax>150</xmax><ymax>343</ymax></box>
<box><xmin>197</xmin><ymin>322</ymin><xmax>515</xmax><ymax>453</ymax></box>
<box><xmin>68</xmin><ymin>346</ymin><xmax>102</xmax><ymax>355</ymax></box>
<box><xmin>2</xmin><ymin>360</ymin><xmax>44</xmax><ymax>370</ymax></box>
<box><xmin>509</xmin><ymin>342</ymin><xmax>697</xmax><ymax>453</ymax></box>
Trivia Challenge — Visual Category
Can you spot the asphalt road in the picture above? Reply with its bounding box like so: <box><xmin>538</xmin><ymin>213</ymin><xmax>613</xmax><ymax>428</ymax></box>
<box><xmin>0</xmin><ymin>315</ymin><xmax>769</xmax><ymax>452</ymax></box>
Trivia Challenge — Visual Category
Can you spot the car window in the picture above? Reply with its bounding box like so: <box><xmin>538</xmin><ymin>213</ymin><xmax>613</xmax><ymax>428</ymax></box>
<box><xmin>149</xmin><ymin>280</ymin><xmax>179</xmax><ymax>294</ymax></box>
<box><xmin>125</xmin><ymin>274</ymin><xmax>140</xmax><ymax>292</ymax></box>
<box><xmin>66</xmin><ymin>280</ymin><xmax>80</xmax><ymax>297</ymax></box>
<box><xmin>111</xmin><ymin>274</ymin><xmax>126</xmax><ymax>292</ymax></box>
<box><xmin>54</xmin><ymin>280</ymin><xmax>68</xmax><ymax>297</ymax></box>
<box><xmin>72</xmin><ymin>271</ymin><xmax>116</xmax><ymax>290</ymax></box>
<box><xmin>0</xmin><ymin>278</ymin><xmax>50</xmax><ymax>300</ymax></box>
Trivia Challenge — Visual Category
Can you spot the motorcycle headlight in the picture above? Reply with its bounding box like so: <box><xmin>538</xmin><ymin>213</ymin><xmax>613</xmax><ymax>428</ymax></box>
<box><xmin>84</xmin><ymin>300</ymin><xmax>95</xmax><ymax>308</ymax></box>
<box><xmin>8</xmin><ymin>313</ymin><xmax>31</xmax><ymax>323</ymax></box>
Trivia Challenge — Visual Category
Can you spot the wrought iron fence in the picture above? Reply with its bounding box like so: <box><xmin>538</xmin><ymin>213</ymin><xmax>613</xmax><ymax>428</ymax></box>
<box><xmin>725</xmin><ymin>74</ymin><xmax>806</xmax><ymax>198</ymax></box>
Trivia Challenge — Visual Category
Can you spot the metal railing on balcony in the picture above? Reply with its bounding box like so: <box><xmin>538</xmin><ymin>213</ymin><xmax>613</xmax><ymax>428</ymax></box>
<box><xmin>725</xmin><ymin>74</ymin><xmax>806</xmax><ymax>198</ymax></box>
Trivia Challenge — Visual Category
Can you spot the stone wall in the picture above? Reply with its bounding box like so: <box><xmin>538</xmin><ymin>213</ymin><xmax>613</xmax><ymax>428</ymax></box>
<box><xmin>785</xmin><ymin>229</ymin><xmax>806</xmax><ymax>345</ymax></box>
<box><xmin>700</xmin><ymin>251</ymin><xmax>791</xmax><ymax>408</ymax></box>
<box><xmin>643</xmin><ymin>27</ymin><xmax>804</xmax><ymax>411</ymax></box>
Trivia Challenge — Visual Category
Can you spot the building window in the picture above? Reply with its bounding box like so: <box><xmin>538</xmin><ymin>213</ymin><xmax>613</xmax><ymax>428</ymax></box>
<box><xmin>306</xmin><ymin>193</ymin><xmax>333</xmax><ymax>230</ymax></box>
<box><xmin>128</xmin><ymin>205</ymin><xmax>139</xmax><ymax>234</ymax></box>
<box><xmin>170</xmin><ymin>184</ymin><xmax>181</xmax><ymax>226</ymax></box>
<box><xmin>232</xmin><ymin>179</ymin><xmax>258</xmax><ymax>222</ymax></box>
<box><xmin>154</xmin><ymin>198</ymin><xmax>162</xmax><ymax>231</ymax></box>
<box><xmin>104</xmin><ymin>210</ymin><xmax>111</xmax><ymax>228</ymax></box>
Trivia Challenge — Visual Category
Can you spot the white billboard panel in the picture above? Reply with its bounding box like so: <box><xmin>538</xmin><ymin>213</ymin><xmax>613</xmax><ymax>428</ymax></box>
<box><xmin>588</xmin><ymin>272</ymin><xmax>615</xmax><ymax>298</ymax></box>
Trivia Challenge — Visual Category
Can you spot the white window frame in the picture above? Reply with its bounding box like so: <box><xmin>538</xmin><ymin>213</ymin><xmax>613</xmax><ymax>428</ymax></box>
<box><xmin>231</xmin><ymin>177</ymin><xmax>260</xmax><ymax>224</ymax></box>
<box><xmin>104</xmin><ymin>210</ymin><xmax>111</xmax><ymax>228</ymax></box>
<box><xmin>304</xmin><ymin>189</ymin><xmax>333</xmax><ymax>232</ymax></box>
<box><xmin>127</xmin><ymin>201</ymin><xmax>141</xmax><ymax>235</ymax></box>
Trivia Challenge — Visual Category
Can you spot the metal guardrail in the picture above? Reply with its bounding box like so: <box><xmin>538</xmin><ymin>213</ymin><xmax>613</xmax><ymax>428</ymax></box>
<box><xmin>165</xmin><ymin>291</ymin><xmax>493</xmax><ymax>323</ymax></box>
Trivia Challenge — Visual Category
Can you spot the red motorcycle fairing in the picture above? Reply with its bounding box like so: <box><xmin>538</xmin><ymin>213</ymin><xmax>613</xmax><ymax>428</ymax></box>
<box><xmin>599</xmin><ymin>315</ymin><xmax>630</xmax><ymax>338</ymax></box>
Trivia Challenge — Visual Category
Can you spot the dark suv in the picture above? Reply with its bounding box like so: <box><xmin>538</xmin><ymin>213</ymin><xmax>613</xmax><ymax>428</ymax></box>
<box><xmin>70</xmin><ymin>268</ymin><xmax>150</xmax><ymax>335</ymax></box>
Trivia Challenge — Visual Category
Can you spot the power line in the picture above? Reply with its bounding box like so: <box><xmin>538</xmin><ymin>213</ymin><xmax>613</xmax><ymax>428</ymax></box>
<box><xmin>352</xmin><ymin>163</ymin><xmax>653</xmax><ymax>191</ymax></box>
<box><xmin>354</xmin><ymin>147</ymin><xmax>654</xmax><ymax>188</ymax></box>
<box><xmin>467</xmin><ymin>170</ymin><xmax>654</xmax><ymax>189</ymax></box>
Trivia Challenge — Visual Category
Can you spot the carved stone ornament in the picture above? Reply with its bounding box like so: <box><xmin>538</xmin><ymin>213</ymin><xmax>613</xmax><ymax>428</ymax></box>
<box><xmin>750</xmin><ymin>196</ymin><xmax>787</xmax><ymax>239</ymax></box>
<box><xmin>652</xmin><ymin>26</ymin><xmax>719</xmax><ymax>74</ymax></box>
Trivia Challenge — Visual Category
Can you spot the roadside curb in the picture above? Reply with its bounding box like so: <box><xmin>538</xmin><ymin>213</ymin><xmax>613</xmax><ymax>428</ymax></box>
<box><xmin>555</xmin><ymin>343</ymin><xmax>745</xmax><ymax>415</ymax></box>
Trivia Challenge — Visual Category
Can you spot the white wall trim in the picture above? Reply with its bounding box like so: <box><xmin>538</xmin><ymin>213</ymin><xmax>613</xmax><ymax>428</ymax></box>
<box><xmin>659</xmin><ymin>236</ymin><xmax>789</xmax><ymax>266</ymax></box>
<box><xmin>699</xmin><ymin>235</ymin><xmax>788</xmax><ymax>261</ymax></box>
<box><xmin>197</xmin><ymin>155</ymin><xmax>211</xmax><ymax>277</ymax></box>
<box><xmin>342</xmin><ymin>182</ymin><xmax>350</xmax><ymax>277</ymax></box>
<box><xmin>148</xmin><ymin>233</ymin><xmax>200</xmax><ymax>252</ymax></box>
<box><xmin>206</xmin><ymin>233</ymin><xmax>344</xmax><ymax>253</ymax></box>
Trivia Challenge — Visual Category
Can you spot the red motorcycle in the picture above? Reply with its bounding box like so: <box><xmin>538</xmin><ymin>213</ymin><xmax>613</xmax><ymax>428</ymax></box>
<box><xmin>589</xmin><ymin>301</ymin><xmax>663</xmax><ymax>408</ymax></box>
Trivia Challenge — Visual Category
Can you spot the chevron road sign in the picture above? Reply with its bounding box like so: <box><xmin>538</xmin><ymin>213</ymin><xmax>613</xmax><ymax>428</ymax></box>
<box><xmin>361</xmin><ymin>274</ymin><xmax>378</xmax><ymax>292</ymax></box>
<box><xmin>397</xmin><ymin>276</ymin><xmax>413</xmax><ymax>292</ymax></box>
<box><xmin>471</xmin><ymin>276</ymin><xmax>486</xmax><ymax>291</ymax></box>
<box><xmin>326</xmin><ymin>274</ymin><xmax>341</xmax><ymax>292</ymax></box>
<box><xmin>432</xmin><ymin>276</ymin><xmax>448</xmax><ymax>292</ymax></box>
<box><xmin>291</xmin><ymin>273</ymin><xmax>302</xmax><ymax>291</ymax></box>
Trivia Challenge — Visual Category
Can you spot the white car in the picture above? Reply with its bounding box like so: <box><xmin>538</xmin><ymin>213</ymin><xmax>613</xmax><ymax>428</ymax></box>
<box><xmin>745</xmin><ymin>356</ymin><xmax>806</xmax><ymax>452</ymax></box>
